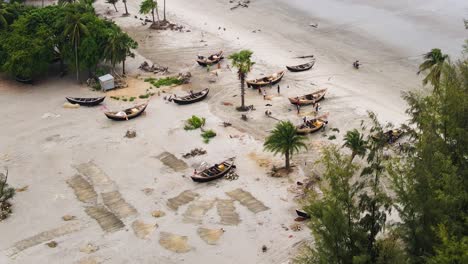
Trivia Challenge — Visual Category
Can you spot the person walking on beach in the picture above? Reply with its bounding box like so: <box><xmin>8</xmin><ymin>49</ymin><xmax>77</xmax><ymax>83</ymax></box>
<box><xmin>296</xmin><ymin>104</ymin><xmax>301</xmax><ymax>114</ymax></box>
<box><xmin>277</xmin><ymin>85</ymin><xmax>280</xmax><ymax>94</ymax></box>
<box><xmin>258</xmin><ymin>87</ymin><xmax>262</xmax><ymax>94</ymax></box>
<box><xmin>315</xmin><ymin>103</ymin><xmax>320</xmax><ymax>112</ymax></box>
<box><xmin>262</xmin><ymin>89</ymin><xmax>267</xmax><ymax>100</ymax></box>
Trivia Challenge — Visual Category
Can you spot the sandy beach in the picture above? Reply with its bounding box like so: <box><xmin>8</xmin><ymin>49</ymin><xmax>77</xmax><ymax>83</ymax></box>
<box><xmin>1</xmin><ymin>0</ymin><xmax>466</xmax><ymax>263</ymax></box>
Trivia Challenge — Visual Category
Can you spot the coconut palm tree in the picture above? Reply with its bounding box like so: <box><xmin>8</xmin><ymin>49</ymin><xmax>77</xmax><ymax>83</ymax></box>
<box><xmin>163</xmin><ymin>0</ymin><xmax>166</xmax><ymax>21</ymax></box>
<box><xmin>122</xmin><ymin>0</ymin><xmax>129</xmax><ymax>16</ymax></box>
<box><xmin>229</xmin><ymin>50</ymin><xmax>255</xmax><ymax>111</ymax></box>
<box><xmin>63</xmin><ymin>11</ymin><xmax>89</xmax><ymax>83</ymax></box>
<box><xmin>417</xmin><ymin>48</ymin><xmax>449</xmax><ymax>92</ymax></box>
<box><xmin>342</xmin><ymin>129</ymin><xmax>367</xmax><ymax>162</ymax></box>
<box><xmin>139</xmin><ymin>0</ymin><xmax>157</xmax><ymax>24</ymax></box>
<box><xmin>264</xmin><ymin>121</ymin><xmax>307</xmax><ymax>170</ymax></box>
<box><xmin>106</xmin><ymin>0</ymin><xmax>119</xmax><ymax>12</ymax></box>
<box><xmin>104</xmin><ymin>32</ymin><xmax>137</xmax><ymax>75</ymax></box>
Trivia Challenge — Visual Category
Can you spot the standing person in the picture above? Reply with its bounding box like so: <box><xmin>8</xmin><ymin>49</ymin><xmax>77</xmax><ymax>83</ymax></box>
<box><xmin>262</xmin><ymin>89</ymin><xmax>267</xmax><ymax>100</ymax></box>
<box><xmin>296</xmin><ymin>104</ymin><xmax>301</xmax><ymax>114</ymax></box>
<box><xmin>258</xmin><ymin>87</ymin><xmax>262</xmax><ymax>94</ymax></box>
<box><xmin>315</xmin><ymin>103</ymin><xmax>320</xmax><ymax>112</ymax></box>
<box><xmin>277</xmin><ymin>85</ymin><xmax>280</xmax><ymax>94</ymax></box>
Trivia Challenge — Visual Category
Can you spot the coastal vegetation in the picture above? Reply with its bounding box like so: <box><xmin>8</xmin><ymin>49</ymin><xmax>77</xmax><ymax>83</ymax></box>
<box><xmin>184</xmin><ymin>115</ymin><xmax>206</xmax><ymax>130</ymax></box>
<box><xmin>144</xmin><ymin>76</ymin><xmax>183</xmax><ymax>88</ymax></box>
<box><xmin>296</xmin><ymin>50</ymin><xmax>467</xmax><ymax>264</ymax></box>
<box><xmin>0</xmin><ymin>169</ymin><xmax>15</xmax><ymax>221</ymax></box>
<box><xmin>264</xmin><ymin>121</ymin><xmax>307</xmax><ymax>171</ymax></box>
<box><xmin>0</xmin><ymin>1</ymin><xmax>137</xmax><ymax>81</ymax></box>
<box><xmin>229</xmin><ymin>50</ymin><xmax>255</xmax><ymax>111</ymax></box>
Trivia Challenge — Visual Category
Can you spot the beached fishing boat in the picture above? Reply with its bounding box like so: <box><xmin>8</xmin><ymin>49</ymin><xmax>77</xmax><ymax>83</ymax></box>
<box><xmin>296</xmin><ymin>118</ymin><xmax>327</xmax><ymax>134</ymax></box>
<box><xmin>286</xmin><ymin>61</ymin><xmax>315</xmax><ymax>72</ymax></box>
<box><xmin>196</xmin><ymin>51</ymin><xmax>224</xmax><ymax>66</ymax></box>
<box><xmin>288</xmin><ymin>88</ymin><xmax>327</xmax><ymax>106</ymax></box>
<box><xmin>66</xmin><ymin>96</ymin><xmax>106</xmax><ymax>106</ymax></box>
<box><xmin>171</xmin><ymin>88</ymin><xmax>209</xmax><ymax>105</ymax></box>
<box><xmin>246</xmin><ymin>71</ymin><xmax>285</xmax><ymax>88</ymax></box>
<box><xmin>296</xmin><ymin>209</ymin><xmax>311</xmax><ymax>219</ymax></box>
<box><xmin>104</xmin><ymin>103</ymin><xmax>148</xmax><ymax>121</ymax></box>
<box><xmin>191</xmin><ymin>158</ymin><xmax>235</xmax><ymax>183</ymax></box>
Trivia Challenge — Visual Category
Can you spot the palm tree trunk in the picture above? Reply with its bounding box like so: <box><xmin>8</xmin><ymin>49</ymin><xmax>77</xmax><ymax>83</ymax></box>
<box><xmin>151</xmin><ymin>8</ymin><xmax>155</xmax><ymax>24</ymax></box>
<box><xmin>113</xmin><ymin>4</ymin><xmax>118</xmax><ymax>12</ymax></box>
<box><xmin>122</xmin><ymin>59</ymin><xmax>126</xmax><ymax>75</ymax></box>
<box><xmin>124</xmin><ymin>1</ymin><xmax>129</xmax><ymax>15</ymax></box>
<box><xmin>163</xmin><ymin>0</ymin><xmax>166</xmax><ymax>21</ymax></box>
<box><xmin>155</xmin><ymin>5</ymin><xmax>160</xmax><ymax>22</ymax></box>
<box><xmin>240</xmin><ymin>74</ymin><xmax>245</xmax><ymax>109</ymax></box>
<box><xmin>75</xmin><ymin>41</ymin><xmax>79</xmax><ymax>83</ymax></box>
<box><xmin>285</xmin><ymin>150</ymin><xmax>290</xmax><ymax>170</ymax></box>
<box><xmin>350</xmin><ymin>152</ymin><xmax>356</xmax><ymax>163</ymax></box>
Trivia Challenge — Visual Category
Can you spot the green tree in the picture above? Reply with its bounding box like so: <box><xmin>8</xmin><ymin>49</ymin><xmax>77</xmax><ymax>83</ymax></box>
<box><xmin>139</xmin><ymin>0</ymin><xmax>157</xmax><ymax>24</ymax></box>
<box><xmin>228</xmin><ymin>50</ymin><xmax>255</xmax><ymax>111</ymax></box>
<box><xmin>342</xmin><ymin>129</ymin><xmax>367</xmax><ymax>162</ymax></box>
<box><xmin>106</xmin><ymin>0</ymin><xmax>119</xmax><ymax>12</ymax></box>
<box><xmin>0</xmin><ymin>169</ymin><xmax>16</xmax><ymax>221</ymax></box>
<box><xmin>63</xmin><ymin>10</ymin><xmax>89</xmax><ymax>82</ymax></box>
<box><xmin>417</xmin><ymin>48</ymin><xmax>449</xmax><ymax>91</ymax></box>
<box><xmin>264</xmin><ymin>121</ymin><xmax>307</xmax><ymax>170</ymax></box>
<box><xmin>104</xmin><ymin>31</ymin><xmax>137</xmax><ymax>75</ymax></box>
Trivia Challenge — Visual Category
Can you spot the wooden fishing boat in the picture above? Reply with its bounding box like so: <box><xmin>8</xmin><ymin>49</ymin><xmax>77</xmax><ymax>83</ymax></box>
<box><xmin>373</xmin><ymin>129</ymin><xmax>403</xmax><ymax>144</ymax></box>
<box><xmin>66</xmin><ymin>96</ymin><xmax>106</xmax><ymax>106</ymax></box>
<box><xmin>196</xmin><ymin>51</ymin><xmax>224</xmax><ymax>66</ymax></box>
<box><xmin>296</xmin><ymin>209</ymin><xmax>311</xmax><ymax>219</ymax></box>
<box><xmin>15</xmin><ymin>76</ymin><xmax>33</xmax><ymax>84</ymax></box>
<box><xmin>288</xmin><ymin>89</ymin><xmax>327</xmax><ymax>106</ymax></box>
<box><xmin>286</xmin><ymin>61</ymin><xmax>315</xmax><ymax>72</ymax></box>
<box><xmin>296</xmin><ymin>118</ymin><xmax>326</xmax><ymax>134</ymax></box>
<box><xmin>246</xmin><ymin>71</ymin><xmax>285</xmax><ymax>88</ymax></box>
<box><xmin>191</xmin><ymin>158</ymin><xmax>235</xmax><ymax>183</ymax></box>
<box><xmin>104</xmin><ymin>103</ymin><xmax>148</xmax><ymax>121</ymax></box>
<box><xmin>171</xmin><ymin>88</ymin><xmax>209</xmax><ymax>105</ymax></box>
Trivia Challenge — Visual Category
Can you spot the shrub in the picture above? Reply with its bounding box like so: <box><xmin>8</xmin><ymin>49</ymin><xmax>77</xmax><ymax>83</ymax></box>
<box><xmin>184</xmin><ymin>115</ymin><xmax>206</xmax><ymax>130</ymax></box>
<box><xmin>201</xmin><ymin>129</ymin><xmax>217</xmax><ymax>143</ymax></box>
<box><xmin>144</xmin><ymin>77</ymin><xmax>183</xmax><ymax>88</ymax></box>
<box><xmin>0</xmin><ymin>169</ymin><xmax>15</xmax><ymax>221</ymax></box>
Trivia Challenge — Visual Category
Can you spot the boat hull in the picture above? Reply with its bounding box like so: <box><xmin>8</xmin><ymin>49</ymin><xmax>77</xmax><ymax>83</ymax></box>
<box><xmin>66</xmin><ymin>96</ymin><xmax>106</xmax><ymax>106</ymax></box>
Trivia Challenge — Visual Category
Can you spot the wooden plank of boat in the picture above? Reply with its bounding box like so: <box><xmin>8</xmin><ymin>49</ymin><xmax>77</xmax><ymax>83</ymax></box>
<box><xmin>246</xmin><ymin>70</ymin><xmax>285</xmax><ymax>88</ymax></box>
<box><xmin>288</xmin><ymin>88</ymin><xmax>327</xmax><ymax>106</ymax></box>
<box><xmin>191</xmin><ymin>158</ymin><xmax>235</xmax><ymax>183</ymax></box>
<box><xmin>104</xmin><ymin>103</ymin><xmax>148</xmax><ymax>121</ymax></box>
<box><xmin>197</xmin><ymin>51</ymin><xmax>224</xmax><ymax>66</ymax></box>
<box><xmin>66</xmin><ymin>96</ymin><xmax>106</xmax><ymax>106</ymax></box>
<box><xmin>286</xmin><ymin>61</ymin><xmax>315</xmax><ymax>72</ymax></box>
<box><xmin>296</xmin><ymin>118</ymin><xmax>326</xmax><ymax>135</ymax></box>
<box><xmin>171</xmin><ymin>88</ymin><xmax>209</xmax><ymax>105</ymax></box>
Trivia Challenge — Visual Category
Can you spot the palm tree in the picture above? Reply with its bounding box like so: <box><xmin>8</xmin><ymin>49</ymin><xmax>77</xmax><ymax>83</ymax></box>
<box><xmin>63</xmin><ymin>12</ymin><xmax>89</xmax><ymax>83</ymax></box>
<box><xmin>104</xmin><ymin>32</ymin><xmax>137</xmax><ymax>75</ymax></box>
<box><xmin>0</xmin><ymin>4</ymin><xmax>14</xmax><ymax>30</ymax></box>
<box><xmin>140</xmin><ymin>0</ymin><xmax>157</xmax><ymax>24</ymax></box>
<box><xmin>342</xmin><ymin>129</ymin><xmax>367</xmax><ymax>162</ymax></box>
<box><xmin>106</xmin><ymin>0</ymin><xmax>119</xmax><ymax>12</ymax></box>
<box><xmin>163</xmin><ymin>0</ymin><xmax>166</xmax><ymax>21</ymax></box>
<box><xmin>417</xmin><ymin>48</ymin><xmax>449</xmax><ymax>92</ymax></box>
<box><xmin>229</xmin><ymin>50</ymin><xmax>255</xmax><ymax>111</ymax></box>
<box><xmin>122</xmin><ymin>0</ymin><xmax>129</xmax><ymax>16</ymax></box>
<box><xmin>264</xmin><ymin>121</ymin><xmax>307</xmax><ymax>170</ymax></box>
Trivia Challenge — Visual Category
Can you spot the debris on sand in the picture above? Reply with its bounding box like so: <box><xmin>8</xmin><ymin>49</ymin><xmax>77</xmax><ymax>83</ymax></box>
<box><xmin>41</xmin><ymin>113</ymin><xmax>60</xmax><ymax>119</ymax></box>
<box><xmin>290</xmin><ymin>223</ymin><xmax>303</xmax><ymax>232</ymax></box>
<box><xmin>46</xmin><ymin>241</ymin><xmax>58</xmax><ymax>248</ymax></box>
<box><xmin>63</xmin><ymin>102</ymin><xmax>80</xmax><ymax>109</ymax></box>
<box><xmin>159</xmin><ymin>232</ymin><xmax>191</xmax><ymax>253</ymax></box>
<box><xmin>178</xmin><ymin>72</ymin><xmax>192</xmax><ymax>84</ymax></box>
<box><xmin>167</xmin><ymin>190</ymin><xmax>199</xmax><ymax>211</ymax></box>
<box><xmin>150</xmin><ymin>20</ymin><xmax>185</xmax><ymax>31</ymax></box>
<box><xmin>197</xmin><ymin>227</ymin><xmax>225</xmax><ymax>245</ymax></box>
<box><xmin>224</xmin><ymin>170</ymin><xmax>239</xmax><ymax>181</ymax></box>
<box><xmin>230</xmin><ymin>0</ymin><xmax>250</xmax><ymax>10</ymax></box>
<box><xmin>62</xmin><ymin>215</ymin><xmax>76</xmax><ymax>221</ymax></box>
<box><xmin>222</xmin><ymin>101</ymin><xmax>233</xmax><ymax>106</ymax></box>
<box><xmin>80</xmin><ymin>243</ymin><xmax>99</xmax><ymax>254</ymax></box>
<box><xmin>132</xmin><ymin>220</ymin><xmax>158</xmax><ymax>239</ymax></box>
<box><xmin>226</xmin><ymin>188</ymin><xmax>269</xmax><ymax>213</ymax></box>
<box><xmin>124</xmin><ymin>129</ymin><xmax>137</xmax><ymax>138</ymax></box>
<box><xmin>151</xmin><ymin>210</ymin><xmax>166</xmax><ymax>218</ymax></box>
<box><xmin>182</xmin><ymin>148</ymin><xmax>207</xmax><ymax>159</ymax></box>
<box><xmin>142</xmin><ymin>188</ymin><xmax>154</xmax><ymax>196</ymax></box>
<box><xmin>139</xmin><ymin>61</ymin><xmax>169</xmax><ymax>74</ymax></box>
<box><xmin>262</xmin><ymin>245</ymin><xmax>268</xmax><ymax>252</ymax></box>
<box><xmin>15</xmin><ymin>185</ymin><xmax>28</xmax><ymax>192</ymax></box>
<box><xmin>222</xmin><ymin>122</ymin><xmax>232</xmax><ymax>127</ymax></box>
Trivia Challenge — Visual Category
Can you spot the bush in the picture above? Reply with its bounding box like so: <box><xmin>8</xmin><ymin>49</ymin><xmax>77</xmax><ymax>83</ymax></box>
<box><xmin>201</xmin><ymin>130</ymin><xmax>217</xmax><ymax>143</ymax></box>
<box><xmin>0</xmin><ymin>169</ymin><xmax>15</xmax><ymax>221</ymax></box>
<box><xmin>144</xmin><ymin>77</ymin><xmax>183</xmax><ymax>88</ymax></box>
<box><xmin>184</xmin><ymin>115</ymin><xmax>206</xmax><ymax>130</ymax></box>
<box><xmin>129</xmin><ymin>97</ymin><xmax>136</xmax><ymax>102</ymax></box>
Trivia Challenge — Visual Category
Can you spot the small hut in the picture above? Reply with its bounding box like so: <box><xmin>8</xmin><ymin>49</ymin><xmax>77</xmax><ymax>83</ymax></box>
<box><xmin>98</xmin><ymin>74</ymin><xmax>115</xmax><ymax>91</ymax></box>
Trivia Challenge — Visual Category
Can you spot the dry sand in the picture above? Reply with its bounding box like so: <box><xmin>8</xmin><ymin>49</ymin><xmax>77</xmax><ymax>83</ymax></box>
<box><xmin>1</xmin><ymin>0</ymin><xmax>466</xmax><ymax>263</ymax></box>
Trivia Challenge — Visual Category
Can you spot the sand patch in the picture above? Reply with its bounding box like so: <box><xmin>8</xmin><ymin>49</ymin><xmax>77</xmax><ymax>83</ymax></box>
<box><xmin>76</xmin><ymin>256</ymin><xmax>104</xmax><ymax>264</ymax></box>
<box><xmin>156</xmin><ymin>152</ymin><xmax>188</xmax><ymax>172</ymax></box>
<box><xmin>216</xmin><ymin>199</ymin><xmax>241</xmax><ymax>225</ymax></box>
<box><xmin>226</xmin><ymin>188</ymin><xmax>269</xmax><ymax>213</ymax></box>
<box><xmin>167</xmin><ymin>190</ymin><xmax>199</xmax><ymax>211</ymax></box>
<box><xmin>101</xmin><ymin>191</ymin><xmax>137</xmax><ymax>219</ymax></box>
<box><xmin>159</xmin><ymin>232</ymin><xmax>191</xmax><ymax>253</ymax></box>
<box><xmin>197</xmin><ymin>227</ymin><xmax>224</xmax><ymax>245</ymax></box>
<box><xmin>7</xmin><ymin>222</ymin><xmax>81</xmax><ymax>256</ymax></box>
<box><xmin>75</xmin><ymin>162</ymin><xmax>116</xmax><ymax>192</ymax></box>
<box><xmin>84</xmin><ymin>206</ymin><xmax>124</xmax><ymax>233</ymax></box>
<box><xmin>66</xmin><ymin>175</ymin><xmax>98</xmax><ymax>204</ymax></box>
<box><xmin>248</xmin><ymin>152</ymin><xmax>272</xmax><ymax>168</ymax></box>
<box><xmin>182</xmin><ymin>199</ymin><xmax>215</xmax><ymax>224</ymax></box>
<box><xmin>131</xmin><ymin>220</ymin><xmax>157</xmax><ymax>239</ymax></box>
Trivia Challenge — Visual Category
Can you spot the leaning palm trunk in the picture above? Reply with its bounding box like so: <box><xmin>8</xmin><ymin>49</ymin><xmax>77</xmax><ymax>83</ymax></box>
<box><xmin>151</xmin><ymin>8</ymin><xmax>155</xmax><ymax>24</ymax></box>
<box><xmin>155</xmin><ymin>5</ymin><xmax>160</xmax><ymax>22</ymax></box>
<box><xmin>122</xmin><ymin>59</ymin><xmax>126</xmax><ymax>75</ymax></box>
<box><xmin>113</xmin><ymin>4</ymin><xmax>118</xmax><ymax>12</ymax></box>
<box><xmin>163</xmin><ymin>0</ymin><xmax>166</xmax><ymax>21</ymax></box>
<box><xmin>123</xmin><ymin>1</ymin><xmax>129</xmax><ymax>15</ymax></box>
<box><xmin>240</xmin><ymin>74</ymin><xmax>246</xmax><ymax>109</ymax></box>
<box><xmin>74</xmin><ymin>41</ymin><xmax>79</xmax><ymax>82</ymax></box>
